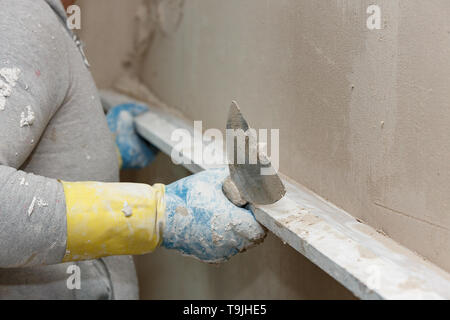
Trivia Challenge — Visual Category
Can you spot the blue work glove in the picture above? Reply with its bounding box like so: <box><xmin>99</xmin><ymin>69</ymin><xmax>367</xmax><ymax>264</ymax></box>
<box><xmin>163</xmin><ymin>167</ymin><xmax>266</xmax><ymax>263</ymax></box>
<box><xmin>106</xmin><ymin>103</ymin><xmax>158</xmax><ymax>169</ymax></box>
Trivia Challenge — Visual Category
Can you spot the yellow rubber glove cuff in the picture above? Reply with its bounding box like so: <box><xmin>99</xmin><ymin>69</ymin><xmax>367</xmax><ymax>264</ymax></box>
<box><xmin>61</xmin><ymin>181</ymin><xmax>165</xmax><ymax>262</ymax></box>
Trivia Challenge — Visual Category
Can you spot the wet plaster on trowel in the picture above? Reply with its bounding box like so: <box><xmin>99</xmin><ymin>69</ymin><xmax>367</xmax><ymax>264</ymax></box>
<box><xmin>222</xmin><ymin>176</ymin><xmax>247</xmax><ymax>207</ymax></box>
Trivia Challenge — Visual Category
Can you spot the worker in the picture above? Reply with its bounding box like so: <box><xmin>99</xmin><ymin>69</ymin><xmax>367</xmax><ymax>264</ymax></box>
<box><xmin>0</xmin><ymin>0</ymin><xmax>265</xmax><ymax>299</ymax></box>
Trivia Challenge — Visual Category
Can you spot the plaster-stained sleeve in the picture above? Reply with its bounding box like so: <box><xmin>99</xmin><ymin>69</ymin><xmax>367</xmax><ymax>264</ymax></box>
<box><xmin>0</xmin><ymin>166</ymin><xmax>68</xmax><ymax>267</ymax></box>
<box><xmin>0</xmin><ymin>0</ymin><xmax>71</xmax><ymax>267</ymax></box>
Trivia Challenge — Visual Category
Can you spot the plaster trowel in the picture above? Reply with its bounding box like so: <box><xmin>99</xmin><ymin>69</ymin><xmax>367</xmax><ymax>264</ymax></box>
<box><xmin>222</xmin><ymin>101</ymin><xmax>286</xmax><ymax>207</ymax></box>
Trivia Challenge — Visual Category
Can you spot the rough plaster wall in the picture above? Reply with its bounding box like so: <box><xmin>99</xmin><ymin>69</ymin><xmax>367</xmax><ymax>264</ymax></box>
<box><xmin>141</xmin><ymin>0</ymin><xmax>450</xmax><ymax>273</ymax></box>
<box><xmin>77</xmin><ymin>0</ymin><xmax>142</xmax><ymax>88</ymax></box>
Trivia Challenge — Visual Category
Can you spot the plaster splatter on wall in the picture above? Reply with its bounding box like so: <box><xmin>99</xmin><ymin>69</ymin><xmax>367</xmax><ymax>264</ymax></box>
<box><xmin>113</xmin><ymin>0</ymin><xmax>184</xmax><ymax>112</ymax></box>
<box><xmin>157</xmin><ymin>0</ymin><xmax>184</xmax><ymax>35</ymax></box>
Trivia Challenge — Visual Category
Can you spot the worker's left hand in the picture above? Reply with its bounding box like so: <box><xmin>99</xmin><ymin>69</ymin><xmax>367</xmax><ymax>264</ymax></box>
<box><xmin>162</xmin><ymin>167</ymin><xmax>266</xmax><ymax>263</ymax></box>
<box><xmin>106</xmin><ymin>103</ymin><xmax>158</xmax><ymax>169</ymax></box>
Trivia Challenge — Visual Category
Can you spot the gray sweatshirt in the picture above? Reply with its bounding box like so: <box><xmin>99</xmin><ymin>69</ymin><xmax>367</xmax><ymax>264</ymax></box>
<box><xmin>0</xmin><ymin>0</ymin><xmax>139</xmax><ymax>299</ymax></box>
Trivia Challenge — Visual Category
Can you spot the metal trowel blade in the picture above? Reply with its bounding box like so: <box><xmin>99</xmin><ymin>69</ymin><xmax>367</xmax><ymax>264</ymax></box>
<box><xmin>226</xmin><ymin>101</ymin><xmax>286</xmax><ymax>205</ymax></box>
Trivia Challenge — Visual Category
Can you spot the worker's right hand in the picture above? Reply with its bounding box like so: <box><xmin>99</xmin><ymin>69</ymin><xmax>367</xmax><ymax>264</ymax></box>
<box><xmin>162</xmin><ymin>168</ymin><xmax>266</xmax><ymax>263</ymax></box>
<box><xmin>106</xmin><ymin>103</ymin><xmax>158</xmax><ymax>169</ymax></box>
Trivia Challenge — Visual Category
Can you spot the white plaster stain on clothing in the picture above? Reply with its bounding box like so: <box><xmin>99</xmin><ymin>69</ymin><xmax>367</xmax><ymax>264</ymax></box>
<box><xmin>36</xmin><ymin>198</ymin><xmax>48</xmax><ymax>208</ymax></box>
<box><xmin>0</xmin><ymin>79</ymin><xmax>13</xmax><ymax>97</ymax></box>
<box><xmin>0</xmin><ymin>67</ymin><xmax>21</xmax><ymax>111</ymax></box>
<box><xmin>28</xmin><ymin>196</ymin><xmax>37</xmax><ymax>216</ymax></box>
<box><xmin>0</xmin><ymin>95</ymin><xmax>6</xmax><ymax>111</ymax></box>
<box><xmin>20</xmin><ymin>105</ymin><xmax>35</xmax><ymax>127</ymax></box>
<box><xmin>0</xmin><ymin>79</ymin><xmax>12</xmax><ymax>111</ymax></box>
<box><xmin>28</xmin><ymin>196</ymin><xmax>48</xmax><ymax>216</ymax></box>
<box><xmin>20</xmin><ymin>177</ymin><xmax>29</xmax><ymax>186</ymax></box>
<box><xmin>0</xmin><ymin>67</ymin><xmax>21</xmax><ymax>86</ymax></box>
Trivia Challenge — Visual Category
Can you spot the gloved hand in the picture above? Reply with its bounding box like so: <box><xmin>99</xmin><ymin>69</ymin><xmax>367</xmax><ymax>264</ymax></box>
<box><xmin>162</xmin><ymin>167</ymin><xmax>266</xmax><ymax>263</ymax></box>
<box><xmin>106</xmin><ymin>103</ymin><xmax>158</xmax><ymax>169</ymax></box>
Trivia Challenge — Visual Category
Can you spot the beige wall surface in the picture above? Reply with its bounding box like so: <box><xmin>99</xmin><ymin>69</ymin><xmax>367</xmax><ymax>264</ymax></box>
<box><xmin>141</xmin><ymin>0</ymin><xmax>450</xmax><ymax>273</ymax></box>
<box><xmin>77</xmin><ymin>0</ymin><xmax>142</xmax><ymax>88</ymax></box>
